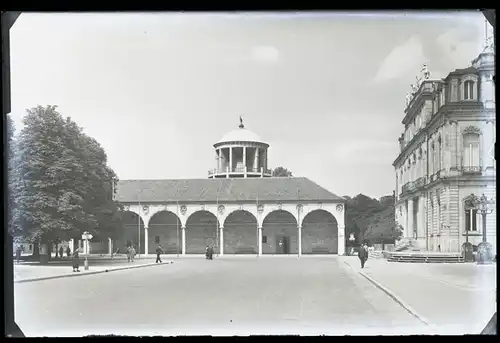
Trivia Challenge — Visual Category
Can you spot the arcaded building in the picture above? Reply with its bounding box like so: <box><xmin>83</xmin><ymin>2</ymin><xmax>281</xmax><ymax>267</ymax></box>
<box><xmin>113</xmin><ymin>120</ymin><xmax>346</xmax><ymax>256</ymax></box>
<box><xmin>393</xmin><ymin>43</ymin><xmax>496</xmax><ymax>254</ymax></box>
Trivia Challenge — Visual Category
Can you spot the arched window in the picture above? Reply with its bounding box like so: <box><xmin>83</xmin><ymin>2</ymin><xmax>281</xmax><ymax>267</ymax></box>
<box><xmin>463</xmin><ymin>80</ymin><xmax>475</xmax><ymax>100</ymax></box>
<box><xmin>463</xmin><ymin>132</ymin><xmax>480</xmax><ymax>169</ymax></box>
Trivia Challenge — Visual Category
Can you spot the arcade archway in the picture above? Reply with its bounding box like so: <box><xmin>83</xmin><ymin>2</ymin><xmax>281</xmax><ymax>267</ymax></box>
<box><xmin>301</xmin><ymin>210</ymin><xmax>338</xmax><ymax>254</ymax></box>
<box><xmin>223</xmin><ymin>210</ymin><xmax>258</xmax><ymax>254</ymax></box>
<box><xmin>185</xmin><ymin>210</ymin><xmax>219</xmax><ymax>254</ymax></box>
<box><xmin>148</xmin><ymin>211</ymin><xmax>182</xmax><ymax>255</ymax></box>
<box><xmin>262</xmin><ymin>210</ymin><xmax>298</xmax><ymax>254</ymax></box>
<box><xmin>114</xmin><ymin>211</ymin><xmax>145</xmax><ymax>254</ymax></box>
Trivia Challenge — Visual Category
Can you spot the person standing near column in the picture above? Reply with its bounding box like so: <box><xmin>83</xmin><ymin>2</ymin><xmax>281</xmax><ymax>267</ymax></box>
<box><xmin>358</xmin><ymin>243</ymin><xmax>369</xmax><ymax>269</ymax></box>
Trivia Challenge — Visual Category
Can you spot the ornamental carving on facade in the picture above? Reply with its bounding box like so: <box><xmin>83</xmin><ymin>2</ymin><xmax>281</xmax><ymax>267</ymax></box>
<box><xmin>336</xmin><ymin>204</ymin><xmax>344</xmax><ymax>212</ymax></box>
<box><xmin>462</xmin><ymin>126</ymin><xmax>481</xmax><ymax>136</ymax></box>
<box><xmin>399</xmin><ymin>206</ymin><xmax>403</xmax><ymax>215</ymax></box>
<box><xmin>278</xmin><ymin>203</ymin><xmax>283</xmax><ymax>210</ymax></box>
<box><xmin>163</xmin><ymin>205</ymin><xmax>169</xmax><ymax>212</ymax></box>
<box><xmin>218</xmin><ymin>205</ymin><xmax>225</xmax><ymax>215</ymax></box>
<box><xmin>180</xmin><ymin>205</ymin><xmax>187</xmax><ymax>215</ymax></box>
<box><xmin>257</xmin><ymin>205</ymin><xmax>264</xmax><ymax>214</ymax></box>
<box><xmin>239</xmin><ymin>205</ymin><xmax>244</xmax><ymax>211</ymax></box>
<box><xmin>142</xmin><ymin>205</ymin><xmax>149</xmax><ymax>215</ymax></box>
<box><xmin>124</xmin><ymin>205</ymin><xmax>130</xmax><ymax>212</ymax></box>
<box><xmin>318</xmin><ymin>203</ymin><xmax>323</xmax><ymax>209</ymax></box>
<box><xmin>200</xmin><ymin>204</ymin><xmax>205</xmax><ymax>211</ymax></box>
<box><xmin>463</xmin><ymin>194</ymin><xmax>481</xmax><ymax>210</ymax></box>
<box><xmin>296</xmin><ymin>204</ymin><xmax>303</xmax><ymax>213</ymax></box>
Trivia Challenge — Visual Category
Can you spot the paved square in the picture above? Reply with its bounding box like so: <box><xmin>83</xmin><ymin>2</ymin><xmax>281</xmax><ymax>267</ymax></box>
<box><xmin>14</xmin><ymin>256</ymin><xmax>427</xmax><ymax>336</ymax></box>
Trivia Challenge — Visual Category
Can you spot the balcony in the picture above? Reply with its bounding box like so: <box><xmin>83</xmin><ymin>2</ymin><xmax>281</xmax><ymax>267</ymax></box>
<box><xmin>461</xmin><ymin>166</ymin><xmax>482</xmax><ymax>175</ymax></box>
<box><xmin>401</xmin><ymin>177</ymin><xmax>427</xmax><ymax>196</ymax></box>
<box><xmin>208</xmin><ymin>167</ymin><xmax>272</xmax><ymax>177</ymax></box>
<box><xmin>430</xmin><ymin>169</ymin><xmax>443</xmax><ymax>182</ymax></box>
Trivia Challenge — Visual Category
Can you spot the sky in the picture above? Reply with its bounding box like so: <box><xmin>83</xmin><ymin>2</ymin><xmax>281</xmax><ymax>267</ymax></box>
<box><xmin>9</xmin><ymin>11</ymin><xmax>490</xmax><ymax>199</ymax></box>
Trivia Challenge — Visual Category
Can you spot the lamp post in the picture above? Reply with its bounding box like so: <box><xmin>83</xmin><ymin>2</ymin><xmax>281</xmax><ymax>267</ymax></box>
<box><xmin>477</xmin><ymin>194</ymin><xmax>494</xmax><ymax>264</ymax></box>
<box><xmin>479</xmin><ymin>194</ymin><xmax>494</xmax><ymax>243</ymax></box>
<box><xmin>81</xmin><ymin>231</ymin><xmax>93</xmax><ymax>270</ymax></box>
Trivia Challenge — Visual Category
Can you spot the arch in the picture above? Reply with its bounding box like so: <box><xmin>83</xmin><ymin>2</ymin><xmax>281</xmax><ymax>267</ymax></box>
<box><xmin>148</xmin><ymin>210</ymin><xmax>182</xmax><ymax>255</ymax></box>
<box><xmin>114</xmin><ymin>211</ymin><xmax>145</xmax><ymax>254</ymax></box>
<box><xmin>223</xmin><ymin>210</ymin><xmax>258</xmax><ymax>254</ymax></box>
<box><xmin>301</xmin><ymin>209</ymin><xmax>338</xmax><ymax>254</ymax></box>
<box><xmin>261</xmin><ymin>210</ymin><xmax>298</xmax><ymax>255</ymax></box>
<box><xmin>185</xmin><ymin>210</ymin><xmax>220</xmax><ymax>254</ymax></box>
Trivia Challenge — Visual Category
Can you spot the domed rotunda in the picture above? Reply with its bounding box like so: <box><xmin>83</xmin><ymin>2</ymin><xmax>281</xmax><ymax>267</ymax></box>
<box><xmin>209</xmin><ymin>117</ymin><xmax>272</xmax><ymax>178</ymax></box>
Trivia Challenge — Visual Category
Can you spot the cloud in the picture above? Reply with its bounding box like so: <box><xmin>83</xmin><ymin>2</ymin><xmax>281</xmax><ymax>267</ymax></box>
<box><xmin>435</xmin><ymin>29</ymin><xmax>483</xmax><ymax>69</ymax></box>
<box><xmin>250</xmin><ymin>45</ymin><xmax>280</xmax><ymax>64</ymax></box>
<box><xmin>331</xmin><ymin>140</ymin><xmax>394</xmax><ymax>159</ymax></box>
<box><xmin>373</xmin><ymin>35</ymin><xmax>426</xmax><ymax>83</ymax></box>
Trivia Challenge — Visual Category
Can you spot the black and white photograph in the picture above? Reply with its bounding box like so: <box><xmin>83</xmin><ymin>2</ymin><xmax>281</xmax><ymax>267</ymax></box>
<box><xmin>3</xmin><ymin>10</ymin><xmax>496</xmax><ymax>336</ymax></box>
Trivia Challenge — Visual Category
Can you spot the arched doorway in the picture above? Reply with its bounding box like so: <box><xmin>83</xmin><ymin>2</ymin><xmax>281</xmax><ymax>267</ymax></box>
<box><xmin>301</xmin><ymin>210</ymin><xmax>338</xmax><ymax>254</ymax></box>
<box><xmin>224</xmin><ymin>210</ymin><xmax>258</xmax><ymax>254</ymax></box>
<box><xmin>148</xmin><ymin>211</ymin><xmax>182</xmax><ymax>255</ymax></box>
<box><xmin>186</xmin><ymin>211</ymin><xmax>219</xmax><ymax>254</ymax></box>
<box><xmin>262</xmin><ymin>210</ymin><xmax>298</xmax><ymax>254</ymax></box>
<box><xmin>114</xmin><ymin>211</ymin><xmax>145</xmax><ymax>254</ymax></box>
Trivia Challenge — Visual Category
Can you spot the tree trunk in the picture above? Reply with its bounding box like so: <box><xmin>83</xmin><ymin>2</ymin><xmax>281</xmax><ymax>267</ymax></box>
<box><xmin>32</xmin><ymin>243</ymin><xmax>40</xmax><ymax>257</ymax></box>
<box><xmin>39</xmin><ymin>243</ymin><xmax>49</xmax><ymax>264</ymax></box>
<box><xmin>55</xmin><ymin>242</ymin><xmax>59</xmax><ymax>259</ymax></box>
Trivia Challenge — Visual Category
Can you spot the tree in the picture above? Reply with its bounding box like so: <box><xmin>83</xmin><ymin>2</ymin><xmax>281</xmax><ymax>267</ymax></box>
<box><xmin>10</xmin><ymin>105</ymin><xmax>122</xmax><ymax>262</ymax></box>
<box><xmin>6</xmin><ymin>114</ymin><xmax>16</xmax><ymax>236</ymax></box>
<box><xmin>272</xmin><ymin>166</ymin><xmax>293</xmax><ymax>177</ymax></box>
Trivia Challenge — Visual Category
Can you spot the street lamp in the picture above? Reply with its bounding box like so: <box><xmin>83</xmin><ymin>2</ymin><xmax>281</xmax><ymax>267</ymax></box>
<box><xmin>478</xmin><ymin>194</ymin><xmax>494</xmax><ymax>243</ymax></box>
<box><xmin>81</xmin><ymin>231</ymin><xmax>93</xmax><ymax>270</ymax></box>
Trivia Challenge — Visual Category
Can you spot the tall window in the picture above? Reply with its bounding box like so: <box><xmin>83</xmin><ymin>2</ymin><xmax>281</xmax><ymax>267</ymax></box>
<box><xmin>429</xmin><ymin>143</ymin><xmax>434</xmax><ymax>175</ymax></box>
<box><xmin>433</xmin><ymin>139</ymin><xmax>441</xmax><ymax>173</ymax></box>
<box><xmin>463</xmin><ymin>80</ymin><xmax>475</xmax><ymax>100</ymax></box>
<box><xmin>465</xmin><ymin>209</ymin><xmax>478</xmax><ymax>231</ymax></box>
<box><xmin>463</xmin><ymin>133</ymin><xmax>480</xmax><ymax>168</ymax></box>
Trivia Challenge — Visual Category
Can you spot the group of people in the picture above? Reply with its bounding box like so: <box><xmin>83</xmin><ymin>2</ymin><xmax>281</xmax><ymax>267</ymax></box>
<box><xmin>205</xmin><ymin>245</ymin><xmax>214</xmax><ymax>260</ymax></box>
<box><xmin>126</xmin><ymin>246</ymin><xmax>137</xmax><ymax>262</ymax></box>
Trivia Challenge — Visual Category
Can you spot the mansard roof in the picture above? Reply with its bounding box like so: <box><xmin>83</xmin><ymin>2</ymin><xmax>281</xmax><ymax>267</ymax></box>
<box><xmin>116</xmin><ymin>177</ymin><xmax>344</xmax><ymax>204</ymax></box>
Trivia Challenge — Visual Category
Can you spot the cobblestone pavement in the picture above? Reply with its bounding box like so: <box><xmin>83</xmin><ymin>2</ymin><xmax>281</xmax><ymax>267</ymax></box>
<box><xmin>342</xmin><ymin>257</ymin><xmax>497</xmax><ymax>335</ymax></box>
<box><xmin>14</xmin><ymin>256</ymin><xmax>429</xmax><ymax>336</ymax></box>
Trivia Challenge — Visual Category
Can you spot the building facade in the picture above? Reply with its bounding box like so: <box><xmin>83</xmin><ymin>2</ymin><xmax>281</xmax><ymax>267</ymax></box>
<box><xmin>393</xmin><ymin>45</ymin><xmax>496</xmax><ymax>254</ymax></box>
<box><xmin>113</xmin><ymin>121</ymin><xmax>346</xmax><ymax>256</ymax></box>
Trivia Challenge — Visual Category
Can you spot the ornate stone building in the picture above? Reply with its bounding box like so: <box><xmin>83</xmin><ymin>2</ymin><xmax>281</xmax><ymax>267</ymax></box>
<box><xmin>113</xmin><ymin>120</ymin><xmax>346</xmax><ymax>256</ymax></box>
<box><xmin>393</xmin><ymin>43</ymin><xmax>496</xmax><ymax>254</ymax></box>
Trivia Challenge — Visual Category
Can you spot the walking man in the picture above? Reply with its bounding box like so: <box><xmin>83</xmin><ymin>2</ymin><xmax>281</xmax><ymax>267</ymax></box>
<box><xmin>15</xmin><ymin>246</ymin><xmax>22</xmax><ymax>264</ymax></box>
<box><xmin>156</xmin><ymin>245</ymin><xmax>163</xmax><ymax>263</ymax></box>
<box><xmin>72</xmin><ymin>248</ymin><xmax>81</xmax><ymax>272</ymax></box>
<box><xmin>358</xmin><ymin>243</ymin><xmax>369</xmax><ymax>269</ymax></box>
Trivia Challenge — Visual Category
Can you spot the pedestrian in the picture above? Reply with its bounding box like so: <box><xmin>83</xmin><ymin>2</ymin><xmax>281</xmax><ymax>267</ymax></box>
<box><xmin>130</xmin><ymin>246</ymin><xmax>136</xmax><ymax>262</ymax></box>
<box><xmin>72</xmin><ymin>248</ymin><xmax>81</xmax><ymax>272</ymax></box>
<box><xmin>358</xmin><ymin>243</ymin><xmax>369</xmax><ymax>269</ymax></box>
<box><xmin>156</xmin><ymin>245</ymin><xmax>163</xmax><ymax>263</ymax></box>
<box><xmin>59</xmin><ymin>246</ymin><xmax>64</xmax><ymax>259</ymax></box>
<box><xmin>126</xmin><ymin>246</ymin><xmax>131</xmax><ymax>262</ymax></box>
<box><xmin>208</xmin><ymin>245</ymin><xmax>214</xmax><ymax>260</ymax></box>
<box><xmin>15</xmin><ymin>246</ymin><xmax>22</xmax><ymax>264</ymax></box>
<box><xmin>205</xmin><ymin>245</ymin><xmax>209</xmax><ymax>260</ymax></box>
<box><xmin>66</xmin><ymin>246</ymin><xmax>71</xmax><ymax>258</ymax></box>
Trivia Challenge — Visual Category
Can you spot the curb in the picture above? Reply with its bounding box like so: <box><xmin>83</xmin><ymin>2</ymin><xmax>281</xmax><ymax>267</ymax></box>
<box><xmin>343</xmin><ymin>260</ymin><xmax>430</xmax><ymax>326</ymax></box>
<box><xmin>15</xmin><ymin>261</ymin><xmax>174</xmax><ymax>284</ymax></box>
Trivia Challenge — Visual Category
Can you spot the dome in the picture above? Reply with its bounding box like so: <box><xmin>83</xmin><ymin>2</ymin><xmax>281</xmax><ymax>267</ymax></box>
<box><xmin>217</xmin><ymin>127</ymin><xmax>265</xmax><ymax>144</ymax></box>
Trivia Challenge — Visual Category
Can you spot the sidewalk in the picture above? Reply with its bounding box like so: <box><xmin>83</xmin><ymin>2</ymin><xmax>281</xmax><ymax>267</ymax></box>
<box><xmin>341</xmin><ymin>257</ymin><xmax>496</xmax><ymax>335</ymax></box>
<box><xmin>14</xmin><ymin>258</ymin><xmax>172</xmax><ymax>283</ymax></box>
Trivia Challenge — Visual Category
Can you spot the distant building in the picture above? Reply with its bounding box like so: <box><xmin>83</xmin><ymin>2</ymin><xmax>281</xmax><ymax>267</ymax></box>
<box><xmin>114</xmin><ymin>120</ymin><xmax>346</xmax><ymax>256</ymax></box>
<box><xmin>393</xmin><ymin>42</ymin><xmax>496</xmax><ymax>254</ymax></box>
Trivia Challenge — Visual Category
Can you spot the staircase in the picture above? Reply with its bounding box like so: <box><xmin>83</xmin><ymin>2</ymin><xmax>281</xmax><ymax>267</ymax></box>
<box><xmin>368</xmin><ymin>250</ymin><xmax>384</xmax><ymax>259</ymax></box>
<box><xmin>387</xmin><ymin>252</ymin><xmax>464</xmax><ymax>263</ymax></box>
<box><xmin>394</xmin><ymin>238</ymin><xmax>420</xmax><ymax>252</ymax></box>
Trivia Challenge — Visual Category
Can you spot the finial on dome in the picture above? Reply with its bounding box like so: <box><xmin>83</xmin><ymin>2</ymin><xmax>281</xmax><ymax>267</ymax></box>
<box><xmin>239</xmin><ymin>116</ymin><xmax>244</xmax><ymax>129</ymax></box>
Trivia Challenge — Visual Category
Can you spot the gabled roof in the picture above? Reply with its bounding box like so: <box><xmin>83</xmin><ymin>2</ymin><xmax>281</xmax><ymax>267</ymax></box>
<box><xmin>116</xmin><ymin>177</ymin><xmax>344</xmax><ymax>203</ymax></box>
<box><xmin>444</xmin><ymin>66</ymin><xmax>477</xmax><ymax>79</ymax></box>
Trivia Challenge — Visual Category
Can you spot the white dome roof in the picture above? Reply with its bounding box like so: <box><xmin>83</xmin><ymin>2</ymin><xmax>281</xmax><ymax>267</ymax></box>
<box><xmin>216</xmin><ymin>127</ymin><xmax>266</xmax><ymax>145</ymax></box>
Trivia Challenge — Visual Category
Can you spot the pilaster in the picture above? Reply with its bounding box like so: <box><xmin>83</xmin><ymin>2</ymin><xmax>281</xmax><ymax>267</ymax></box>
<box><xmin>181</xmin><ymin>227</ymin><xmax>186</xmax><ymax>255</ymax></box>
<box><xmin>220</xmin><ymin>227</ymin><xmax>224</xmax><ymax>256</ymax></box>
<box><xmin>144</xmin><ymin>227</ymin><xmax>149</xmax><ymax>255</ymax></box>
<box><xmin>298</xmin><ymin>226</ymin><xmax>302</xmax><ymax>256</ymax></box>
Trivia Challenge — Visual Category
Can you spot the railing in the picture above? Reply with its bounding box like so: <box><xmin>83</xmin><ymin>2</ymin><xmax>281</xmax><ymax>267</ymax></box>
<box><xmin>402</xmin><ymin>181</ymin><xmax>416</xmax><ymax>194</ymax></box>
<box><xmin>430</xmin><ymin>169</ymin><xmax>443</xmax><ymax>182</ymax></box>
<box><xmin>208</xmin><ymin>167</ymin><xmax>273</xmax><ymax>175</ymax></box>
<box><xmin>461</xmin><ymin>166</ymin><xmax>482</xmax><ymax>174</ymax></box>
<box><xmin>401</xmin><ymin>177</ymin><xmax>426</xmax><ymax>196</ymax></box>
<box><xmin>414</xmin><ymin>176</ymin><xmax>426</xmax><ymax>189</ymax></box>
